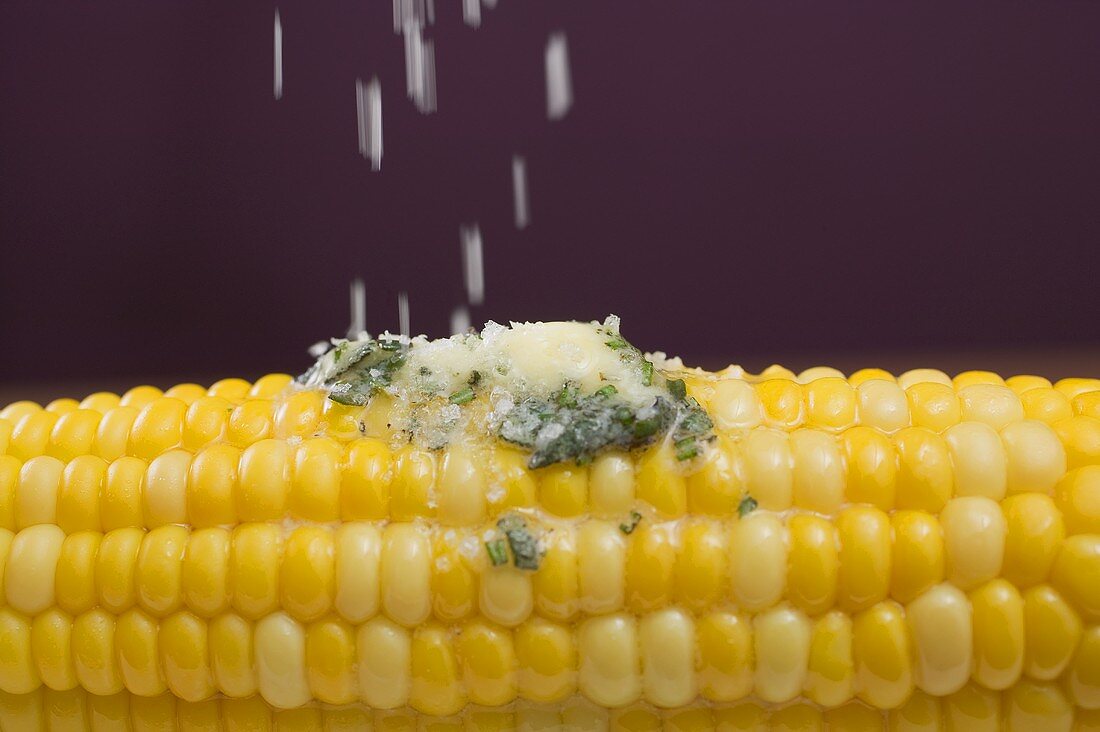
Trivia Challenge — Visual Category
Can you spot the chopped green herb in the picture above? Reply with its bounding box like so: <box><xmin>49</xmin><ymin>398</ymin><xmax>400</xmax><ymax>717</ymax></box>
<box><xmin>632</xmin><ymin>416</ymin><xmax>662</xmax><ymax>439</ymax></box>
<box><xmin>675</xmin><ymin>437</ymin><xmax>699</xmax><ymax>461</ymax></box>
<box><xmin>641</xmin><ymin>360</ymin><xmax>654</xmax><ymax>386</ymax></box>
<box><xmin>594</xmin><ymin>385</ymin><xmax>618</xmax><ymax>398</ymax></box>
<box><xmin>485</xmin><ymin>539</ymin><xmax>508</xmax><ymax>566</ymax></box>
<box><xmin>555</xmin><ymin>385</ymin><xmax>579</xmax><ymax>408</ymax></box>
<box><xmin>667</xmin><ymin>378</ymin><xmax>687</xmax><ymax>400</ymax></box>
<box><xmin>328</xmin><ymin>381</ymin><xmax>370</xmax><ymax>406</ymax></box>
<box><xmin>738</xmin><ymin>495</ymin><xmax>758</xmax><ymax>518</ymax></box>
<box><xmin>379</xmin><ymin>339</ymin><xmax>402</xmax><ymax>351</ymax></box>
<box><xmin>449</xmin><ymin>387</ymin><xmax>475</xmax><ymax>405</ymax></box>
<box><xmin>605</xmin><ymin>335</ymin><xmax>628</xmax><ymax>350</ymax></box>
<box><xmin>498</xmin><ymin>515</ymin><xmax>541</xmax><ymax>570</ymax></box>
<box><xmin>619</xmin><ymin>511</ymin><xmax>643</xmax><ymax>534</ymax></box>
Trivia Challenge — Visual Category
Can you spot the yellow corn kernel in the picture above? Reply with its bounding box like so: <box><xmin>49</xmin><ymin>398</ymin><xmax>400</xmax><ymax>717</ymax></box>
<box><xmin>841</xmin><ymin>426</ymin><xmax>896</xmax><ymax>511</ymax></box>
<box><xmin>238</xmin><ymin>439</ymin><xmax>292</xmax><ymax>523</ymax></box>
<box><xmin>756</xmin><ymin>378</ymin><xmax>804</xmax><ymax>428</ymax></box>
<box><xmin>334</xmin><ymin>522</ymin><xmax>381</xmax><ymax>624</ymax></box>
<box><xmin>341</xmin><ymin>438</ymin><xmax>392</xmax><ymax>521</ymax></box>
<box><xmin>273</xmin><ymin>390</ymin><xmax>324</xmax><ymax>439</ymax></box>
<box><xmin>906</xmin><ymin>581</ymin><xmax>968</xmax><ymax>695</ymax></box>
<box><xmin>16</xmin><ymin>455</ymin><xmax>62</xmax><ymax>529</ymax></box>
<box><xmin>1075</xmin><ymin>391</ymin><xmax>1100</xmax><ymax>420</ymax></box>
<box><xmin>1001</xmin><ymin>493</ymin><xmax>1064</xmax><ymax>589</ymax></box>
<box><xmin>823</xmin><ymin>702</ymin><xmax>881</xmax><ymax>730</ymax></box>
<box><xmin>787</xmin><ymin>514</ymin><xmax>838</xmax><ymax>616</ymax></box>
<box><xmin>321</xmin><ymin>400</ymin><xmax>365</xmax><ymax>444</ymax></box>
<box><xmin>0</xmin><ymin>607</ymin><xmax>39</xmax><ymax>693</ymax></box>
<box><xmin>1053</xmin><ymin>415</ymin><xmax>1100</xmax><ymax>469</ymax></box>
<box><xmin>45</xmin><ymin>399</ymin><xmax>79</xmax><ymax>416</ymax></box>
<box><xmin>742</xmin><ymin>429</ymin><xmax>793</xmax><ymax>511</ymax></box>
<box><xmin>0</xmin><ymin>419</ymin><xmax>12</xmax><ymax>458</ymax></box>
<box><xmin>46</xmin><ymin>409</ymin><xmax>102</xmax><ymax>462</ymax></box>
<box><xmin>1003</xmin><ymin>679</ymin><xmax>1073</xmax><ymax>731</ymax></box>
<box><xmin>538</xmin><ymin>462</ymin><xmax>591</xmax><ymax>519</ymax></box>
<box><xmin>856</xmin><ymin>379</ymin><xmax>909</xmax><ymax>434</ymax></box>
<box><xmin>890</xmin><ymin>690</ymin><xmax>944</xmax><ymax>731</ymax></box>
<box><xmin>577</xmin><ymin>520</ymin><xmax>626</xmax><ymax>615</ymax></box>
<box><xmin>390</xmin><ymin>447</ymin><xmax>435</xmax><ymax>521</ymax></box>
<box><xmin>159</xmin><ymin>611</ymin><xmax>215</xmax><ymax>702</ymax></box>
<box><xmin>805</xmin><ymin>610</ymin><xmax>853</xmax><ymax>708</ymax></box>
<box><xmin>730</xmin><ymin>512</ymin><xmax>787</xmax><ymax>612</ymax></box>
<box><xmin>116</xmin><ymin>608</ymin><xmax>166</xmax><ymax>697</ymax></box>
<box><xmin>0</xmin><ymin>457</ymin><xmax>16</xmax><ymax>530</ymax></box>
<box><xmin>488</xmin><ymin>449</ymin><xmax>538</xmax><ymax>515</ymax></box>
<box><xmin>304</xmin><ymin>619</ymin><xmax>357</xmax><ymax>705</ymax></box>
<box><xmin>225</xmin><ymin>400</ymin><xmax>275</xmax><ymax>448</ymax></box>
<box><xmin>695</xmin><ymin>611</ymin><xmax>753</xmax><ymax>703</ymax></box>
<box><xmin>1055</xmin><ymin>377</ymin><xmax>1100</xmax><ymax>400</ymax></box>
<box><xmin>799</xmin><ymin>366</ymin><xmax>846</xmax><ymax>383</ymax></box>
<box><xmin>72</xmin><ymin>609</ymin><xmax>124</xmax><ymax>695</ymax></box>
<box><xmin>288</xmin><ymin>438</ymin><xmax>341</xmax><ymax>523</ymax></box>
<box><xmin>127</xmin><ymin>398</ymin><xmax>186</xmax><ymax>461</ymax></box>
<box><xmin>969</xmin><ymin>579</ymin><xmax>1023</xmax><ymax>690</ymax></box>
<box><xmin>940</xmin><ymin>496</ymin><xmax>1005</xmax><ymax>591</ymax></box>
<box><xmin>207</xmin><ymin>377</ymin><xmax>252</xmax><ymax>402</ymax></box>
<box><xmin>1051</xmin><ymin>534</ymin><xmax>1100</xmax><ymax>621</ymax></box>
<box><xmin>1066</xmin><ymin>625</ymin><xmax>1100</xmax><ymax>709</ymax></box>
<box><xmin>905</xmin><ymin>382</ymin><xmax>960</xmax><ymax>433</ymax></box>
<box><xmin>894</xmin><ymin>428</ymin><xmax>952</xmax><ymax>512</ymax></box>
<box><xmin>57</xmin><ymin>456</ymin><xmax>106</xmax><ymax>533</ymax></box>
<box><xmin>249</xmin><ymin>374</ymin><xmax>292</xmax><ymax>399</ymax></box>
<box><xmin>804</xmin><ymin>377</ymin><xmax>856</xmax><ymax>431</ymax></box>
<box><xmin>119</xmin><ymin>386</ymin><xmax>161</xmax><ymax>411</ymax></box>
<box><xmin>685</xmin><ymin>439</ymin><xmax>742</xmax><ymax>516</ymax></box>
<box><xmin>890</xmin><ymin>510</ymin><xmax>944</xmax><ymax>604</ymax></box>
<box><xmin>254</xmin><ymin>612</ymin><xmax>310</xmax><ymax>710</ymax></box>
<box><xmin>943</xmin><ymin>422</ymin><xmax>1006</xmax><ymax>500</ymax></box>
<box><xmin>143</xmin><ymin>449</ymin><xmax>191</xmax><ymax>529</ymax></box>
<box><xmin>480</xmin><ymin>564</ymin><xmax>532</xmax><ymax>629</ymax></box>
<box><xmin>1078</xmin><ymin>708</ymin><xmax>1100</xmax><ymax>732</ymax></box>
<box><xmin>850</xmin><ymin>368</ymin><xmax>895</xmax><ymax>386</ymax></box>
<box><xmin>713</xmin><ymin>701</ymin><xmax>768</xmax><ymax>731</ymax></box>
<box><xmin>1007</xmin><ymin>375</ymin><xmax>1051</xmax><ymax>394</ymax></box>
<box><xmin>437</xmin><ymin>447</ymin><xmax>488</xmax><ymax>527</ymax></box>
<box><xmin>953</xmin><ymin>371</ymin><xmax>1004</xmax><ymax>389</ymax></box>
<box><xmin>181</xmin><ymin>528</ymin><xmax>230</xmax><ymax>617</ymax></box>
<box><xmin>790</xmin><ymin>429</ymin><xmax>844</xmax><ymax>514</ymax></box>
<box><xmin>101</xmin><ymin>457</ymin><xmax>144</xmax><ymax>532</ymax></box>
<box><xmin>759</xmin><ymin>364</ymin><xmax>798</xmax><ymax>380</ymax></box>
<box><xmin>181</xmin><ymin>396</ymin><xmax>231</xmax><ymax>452</ymax></box>
<box><xmin>708</xmin><ymin>379</ymin><xmax>763</xmax><ymax>431</ymax></box>
<box><xmin>6</xmin><ymin>523</ymin><xmax>64</xmax><ymax>615</ymax></box>
<box><xmin>515</xmin><ymin>617</ymin><xmax>575</xmax><ymax>703</ymax></box>
<box><xmin>0</xmin><ymin>401</ymin><xmax>41</xmax><ymax>423</ymax></box>
<box><xmin>281</xmin><ymin>526</ymin><xmax>336</xmax><ymax>623</ymax></box>
<box><xmin>229</xmin><ymin>523</ymin><xmax>282</xmax><ymax>620</ymax></box>
<box><xmin>92</xmin><ymin>407</ymin><xmax>139</xmax><ymax>463</ymax></box>
<box><xmin>753</xmin><ymin>606</ymin><xmax>811</xmax><ymax>704</ymax></box>
<box><xmin>381</xmin><ymin>523</ymin><xmax>432</xmax><ymax>627</ymax></box>
<box><xmin>9</xmin><ymin>411</ymin><xmax>59</xmax><ymax>461</ymax></box>
<box><xmin>674</xmin><ymin>519</ymin><xmax>729</xmax><ymax>613</ymax></box>
<box><xmin>162</xmin><ymin>383</ymin><xmax>206</xmax><ymax>406</ymax></box>
<box><xmin>56</xmin><ymin>531</ymin><xmax>101</xmax><ymax>616</ymax></box>
<box><xmin>944</xmin><ymin>682</ymin><xmax>1000</xmax><ymax>731</ymax></box>
<box><xmin>1023</xmin><ymin>584</ymin><xmax>1082</xmax><ymax>681</ymax></box>
<box><xmin>409</xmin><ymin>623</ymin><xmax>464</xmax><ymax>716</ymax></box>
<box><xmin>665</xmin><ymin>706</ymin><xmax>715</xmax><ymax>732</ymax></box>
<box><xmin>1054</xmin><ymin>466</ymin><xmax>1100</xmax><ymax>535</ymax></box>
<box><xmin>578</xmin><ymin>613</ymin><xmax>640</xmax><ymax>708</ymax></box>
<box><xmin>208</xmin><ymin>612</ymin><xmax>256</xmax><ymax>698</ymax></box>
<box><xmin>456</xmin><ymin>619</ymin><xmax>516</xmax><ymax>706</ymax></box>
<box><xmin>1020</xmin><ymin>388</ymin><xmax>1073</xmax><ymax>425</ymax></box>
<box><xmin>95</xmin><ymin>527</ymin><xmax>144</xmax><ymax>614</ymax></box>
<box><xmin>30</xmin><ymin>609</ymin><xmax>76</xmax><ymax>691</ymax></box>
<box><xmin>1002</xmin><ymin>420</ymin><xmax>1066</xmax><ymax>495</ymax></box>
<box><xmin>636</xmin><ymin>445</ymin><xmax>686</xmax><ymax>519</ymax></box>
<box><xmin>136</xmin><ymin>524</ymin><xmax>188</xmax><ymax>617</ymax></box>
<box><xmin>639</xmin><ymin>607</ymin><xmax>695</xmax><ymax>707</ymax></box>
<box><xmin>837</xmin><ymin>505</ymin><xmax>890</xmax><ymax>613</ymax></box>
<box><xmin>177</xmin><ymin>697</ymin><xmax>220</xmax><ymax>730</ymax></box>
<box><xmin>534</xmin><ymin>525</ymin><xmax>578</xmax><ymax>621</ymax></box>
<box><xmin>852</xmin><ymin>601</ymin><xmax>912</xmax><ymax>709</ymax></box>
<box><xmin>187</xmin><ymin>444</ymin><xmax>240</xmax><ymax>529</ymax></box>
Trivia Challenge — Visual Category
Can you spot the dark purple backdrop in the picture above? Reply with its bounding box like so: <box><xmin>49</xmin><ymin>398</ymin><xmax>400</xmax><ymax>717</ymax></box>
<box><xmin>2</xmin><ymin>1</ymin><xmax>1099</xmax><ymax>390</ymax></box>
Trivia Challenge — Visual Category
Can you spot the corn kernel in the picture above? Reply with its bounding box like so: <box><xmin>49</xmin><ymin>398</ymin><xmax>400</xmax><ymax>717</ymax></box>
<box><xmin>0</xmin><ymin>607</ymin><xmax>39</xmax><ymax>693</ymax></box>
<box><xmin>182</xmin><ymin>396</ymin><xmax>231</xmax><ymax>452</ymax></box>
<box><xmin>857</xmin><ymin>379</ymin><xmax>909</xmax><ymax>433</ymax></box>
<box><xmin>742</xmin><ymin>429</ymin><xmax>793</xmax><ymax>511</ymax></box>
<box><xmin>72</xmin><ymin>609</ymin><xmax>124</xmax><ymax>695</ymax></box>
<box><xmin>56</xmin><ymin>531</ymin><xmax>101</xmax><ymax>616</ymax></box>
<box><xmin>730</xmin><ymin>512</ymin><xmax>787</xmax><ymax>612</ymax></box>
<box><xmin>852</xmin><ymin>601</ymin><xmax>912</xmax><ymax>709</ymax></box>
<box><xmin>207</xmin><ymin>378</ymin><xmax>252</xmax><ymax>402</ymax></box>
<box><xmin>905</xmin><ymin>583</ymin><xmax>972</xmax><ymax>696</ymax></box>
<box><xmin>894</xmin><ymin>428</ymin><xmax>952</xmax><ymax>512</ymax></box>
<box><xmin>577</xmin><ymin>613</ymin><xmax>640</xmax><ymax>708</ymax></box>
<box><xmin>753</xmin><ymin>606</ymin><xmax>811</xmax><ymax>704</ymax></box>
<box><xmin>236</xmin><ymin>440</ymin><xmax>290</xmax><ymax>522</ymax></box>
<box><xmin>577</xmin><ymin>521</ymin><xmax>626</xmax><ymax>615</ymax></box>
<box><xmin>6</xmin><ymin>524</ymin><xmax>64</xmax><ymax>615</ymax></box>
<box><xmin>341</xmin><ymin>438</ymin><xmax>392</xmax><ymax>521</ymax></box>
<box><xmin>16</xmin><ymin>455</ymin><xmax>62</xmax><ymax>529</ymax></box>
<box><xmin>787</xmin><ymin>514</ymin><xmax>838</xmax><ymax>616</ymax></box>
<box><xmin>115</xmin><ymin>608</ymin><xmax>165</xmax><ymax>697</ymax></box>
<box><xmin>187</xmin><ymin>444</ymin><xmax>240</xmax><ymax>529</ymax></box>
<box><xmin>1053</xmin><ymin>415</ymin><xmax>1100</xmax><ymax>469</ymax></box>
<box><xmin>850</xmin><ymin>368</ymin><xmax>895</xmax><ymax>386</ymax></box>
<box><xmin>0</xmin><ymin>457</ymin><xmax>16</xmax><ymax>530</ymax></box>
<box><xmin>0</xmin><ymin>401</ymin><xmax>41</xmax><ymax>423</ymax></box>
<box><xmin>1055</xmin><ymin>377</ymin><xmax>1100</xmax><ymax>400</ymax></box>
<box><xmin>226</xmin><ymin>400</ymin><xmax>275</xmax><ymax>448</ymax></box>
<box><xmin>823</xmin><ymin>702</ymin><xmax>881</xmax><ymax>730</ymax></box>
<box><xmin>95</xmin><ymin>528</ymin><xmax>144</xmax><ymax>614</ymax></box>
<box><xmin>181</xmin><ymin>528</ymin><xmax>230</xmax><ymax>618</ymax></box>
<box><xmin>9</xmin><ymin>411</ymin><xmax>59</xmax><ymax>461</ymax></box>
<box><xmin>1022</xmin><ymin>584</ymin><xmax>1082</xmax><ymax>681</ymax></box>
<box><xmin>709</xmin><ymin>379</ymin><xmax>763</xmax><ymax>430</ymax></box>
<box><xmin>381</xmin><ymin>523</ymin><xmax>432</xmax><ymax>628</ymax></box>
<box><xmin>635</xmin><ymin>445</ymin><xmax>685</xmax><ymax>518</ymax></box>
<box><xmin>101</xmin><ymin>457</ymin><xmax>145</xmax><ymax>531</ymax></box>
<box><xmin>685</xmin><ymin>439</ymin><xmax>742</xmax><ymax>516</ymax></box>
<box><xmin>334</xmin><ymin>522</ymin><xmax>382</xmax><ymax>624</ymax></box>
<box><xmin>1003</xmin><ymin>679</ymin><xmax>1073</xmax><ymax>731</ymax></box>
<box><xmin>805</xmin><ymin>610</ymin><xmax>854</xmax><ymax>707</ymax></box>
<box><xmin>208</xmin><ymin>612</ymin><xmax>256</xmax><ymax>698</ymax></box>
<box><xmin>675</xmin><ymin>519</ymin><xmax>729</xmax><ymax>613</ymax></box>
<box><xmin>159</xmin><ymin>611</ymin><xmax>215</xmax><ymax>702</ymax></box>
<box><xmin>1075</xmin><ymin>391</ymin><xmax>1100</xmax><ymax>420</ymax></box>
<box><xmin>143</xmin><ymin>449</ymin><xmax>191</xmax><ymax>529</ymax></box>
<box><xmin>638</xmin><ymin>607</ymin><xmax>695</xmax><ymax>707</ymax></box>
<box><xmin>30</xmin><ymin>609</ymin><xmax>76</xmax><ymax>691</ymax></box>
<box><xmin>804</xmin><ymin>377</ymin><xmax>857</xmax><ymax>431</ymax></box>
<box><xmin>254</xmin><ymin>612</ymin><xmax>310</xmax><ymax>710</ymax></box>
<box><xmin>304</xmin><ymin>619</ymin><xmax>357</xmax><ymax>705</ymax></box>
<box><xmin>273</xmin><ymin>390</ymin><xmax>324</xmax><ymax>439</ymax></box>
<box><xmin>288</xmin><ymin>438</ymin><xmax>341</xmax><ymax>523</ymax></box>
<box><xmin>941</xmin><ymin>496</ymin><xmax>1005</xmax><ymax>591</ymax></box>
<box><xmin>280</xmin><ymin>526</ymin><xmax>335</xmax><ymax>623</ymax></box>
<box><xmin>841</xmin><ymin>426</ymin><xmax>897</xmax><ymax>511</ymax></box>
<box><xmin>943</xmin><ymin>422</ymin><xmax>1006</xmax><ymax>500</ymax></box>
<box><xmin>695</xmin><ymin>611</ymin><xmax>753</xmax><ymax>703</ymax></box>
<box><xmin>944</xmin><ymin>682</ymin><xmax>1000</xmax><ymax>731</ymax></box>
<box><xmin>799</xmin><ymin>366</ymin><xmax>846</xmax><ymax>383</ymax></box>
<box><xmin>534</xmin><ymin>525</ymin><xmax>578</xmax><ymax>622</ymax></box>
<box><xmin>93</xmin><ymin>407</ymin><xmax>139</xmax><ymax>463</ymax></box>
<box><xmin>46</xmin><ymin>409</ymin><xmax>102</xmax><ymax>462</ymax></box>
<box><xmin>390</xmin><ymin>447</ymin><xmax>435</xmax><ymax>521</ymax></box>
<box><xmin>488</xmin><ymin>449</ymin><xmax>538</xmax><ymax>515</ymax></box>
<box><xmin>1051</xmin><ymin>534</ymin><xmax>1100</xmax><ymax>621</ymax></box>
<box><xmin>1001</xmin><ymin>420</ymin><xmax>1066</xmax><ymax>495</ymax></box>
<box><xmin>409</xmin><ymin>623</ymin><xmax>464</xmax><ymax>716</ymax></box>
<box><xmin>790</xmin><ymin>429</ymin><xmax>845</xmax><ymax>514</ymax></box>
<box><xmin>1020</xmin><ymin>388</ymin><xmax>1073</xmax><ymax>425</ymax></box>
<box><xmin>905</xmin><ymin>382</ymin><xmax>960</xmax><ymax>433</ymax></box>
<box><xmin>969</xmin><ymin>579</ymin><xmax>1024</xmax><ymax>690</ymax></box>
<box><xmin>756</xmin><ymin>378</ymin><xmax>804</xmax><ymax>428</ymax></box>
<box><xmin>44</xmin><ymin>399</ymin><xmax>77</xmax><ymax>416</ymax></box>
<box><xmin>1066</xmin><ymin>625</ymin><xmax>1100</xmax><ymax>709</ymax></box>
<box><xmin>127</xmin><ymin>398</ymin><xmax>186</xmax><ymax>461</ymax></box>
<box><xmin>1007</xmin><ymin>375</ymin><xmax>1052</xmax><ymax>394</ymax></box>
<box><xmin>456</xmin><ymin>620</ymin><xmax>517</xmax><ymax>706</ymax></box>
<box><xmin>890</xmin><ymin>510</ymin><xmax>944</xmax><ymax>604</ymax></box>
<box><xmin>1001</xmin><ymin>493</ymin><xmax>1064</xmax><ymax>589</ymax></box>
<box><xmin>249</xmin><ymin>374</ymin><xmax>293</xmax><ymax>399</ymax></box>
<box><xmin>437</xmin><ymin>447</ymin><xmax>488</xmax><ymax>526</ymax></box>
<box><xmin>515</xmin><ymin>617</ymin><xmax>575</xmax><ymax>703</ymax></box>
<box><xmin>136</xmin><ymin>524</ymin><xmax>188</xmax><ymax>617</ymax></box>
<box><xmin>1054</xmin><ymin>466</ymin><xmax>1100</xmax><ymax>535</ymax></box>
<box><xmin>57</xmin><ymin>456</ymin><xmax>106</xmax><ymax>533</ymax></box>
<box><xmin>480</xmin><ymin>565</ymin><xmax>533</xmax><ymax>629</ymax></box>
<box><xmin>890</xmin><ymin>690</ymin><xmax>943</xmax><ymax>730</ymax></box>
<box><xmin>836</xmin><ymin>506</ymin><xmax>890</xmax><ymax>613</ymax></box>
<box><xmin>229</xmin><ymin>523</ymin><xmax>282</xmax><ymax>620</ymax></box>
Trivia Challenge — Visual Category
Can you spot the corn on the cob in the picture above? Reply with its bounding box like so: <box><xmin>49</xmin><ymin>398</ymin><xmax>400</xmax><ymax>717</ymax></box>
<box><xmin>0</xmin><ymin>320</ymin><xmax>1098</xmax><ymax>722</ymax></box>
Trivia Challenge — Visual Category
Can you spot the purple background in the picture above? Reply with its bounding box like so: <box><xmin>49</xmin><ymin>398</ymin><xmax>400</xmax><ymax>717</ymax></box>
<box><xmin>2</xmin><ymin>1</ymin><xmax>1100</xmax><ymax>391</ymax></box>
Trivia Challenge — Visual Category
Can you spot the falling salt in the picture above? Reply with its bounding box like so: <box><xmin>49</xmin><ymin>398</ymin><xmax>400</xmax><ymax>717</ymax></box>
<box><xmin>348</xmin><ymin>278</ymin><xmax>366</xmax><ymax>338</ymax></box>
<box><xmin>463</xmin><ymin>0</ymin><xmax>481</xmax><ymax>28</ymax></box>
<box><xmin>451</xmin><ymin>306</ymin><xmax>471</xmax><ymax>335</ymax></box>
<box><xmin>398</xmin><ymin>291</ymin><xmax>410</xmax><ymax>336</ymax></box>
<box><xmin>355</xmin><ymin>78</ymin><xmax>383</xmax><ymax>170</ymax></box>
<box><xmin>461</xmin><ymin>224</ymin><xmax>484</xmax><ymax>305</ymax></box>
<box><xmin>273</xmin><ymin>11</ymin><xmax>284</xmax><ymax>100</ymax></box>
<box><xmin>545</xmin><ymin>32</ymin><xmax>573</xmax><ymax>120</ymax></box>
<box><xmin>512</xmin><ymin>155</ymin><xmax>529</xmax><ymax>229</ymax></box>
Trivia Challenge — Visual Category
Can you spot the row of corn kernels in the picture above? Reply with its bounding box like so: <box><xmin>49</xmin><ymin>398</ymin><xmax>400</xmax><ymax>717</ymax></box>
<box><xmin>0</xmin><ymin>597</ymin><xmax>1097</xmax><ymax>713</ymax></box>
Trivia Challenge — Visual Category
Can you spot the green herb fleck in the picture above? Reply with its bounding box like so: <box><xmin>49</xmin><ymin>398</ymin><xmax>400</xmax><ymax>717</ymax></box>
<box><xmin>555</xmin><ymin>385</ymin><xmax>579</xmax><ymax>408</ymax></box>
<box><xmin>468</xmin><ymin>371</ymin><xmax>482</xmax><ymax>386</ymax></box>
<box><xmin>594</xmin><ymin>385</ymin><xmax>618</xmax><ymax>398</ymax></box>
<box><xmin>619</xmin><ymin>511</ymin><xmax>643</xmax><ymax>534</ymax></box>
<box><xmin>641</xmin><ymin>360</ymin><xmax>654</xmax><ymax>386</ymax></box>
<box><xmin>449</xmin><ymin>387</ymin><xmax>475</xmax><ymax>405</ymax></box>
<box><xmin>485</xmin><ymin>539</ymin><xmax>508</xmax><ymax>566</ymax></box>
<box><xmin>667</xmin><ymin>378</ymin><xmax>687</xmax><ymax>400</ymax></box>
<box><xmin>675</xmin><ymin>437</ymin><xmax>699</xmax><ymax>461</ymax></box>
<box><xmin>632</xmin><ymin>416</ymin><xmax>662</xmax><ymax>439</ymax></box>
<box><xmin>738</xmin><ymin>495</ymin><xmax>758</xmax><ymax>518</ymax></box>
<box><xmin>498</xmin><ymin>515</ymin><xmax>541</xmax><ymax>570</ymax></box>
<box><xmin>380</xmin><ymin>339</ymin><xmax>402</xmax><ymax>351</ymax></box>
<box><xmin>605</xmin><ymin>335</ymin><xmax>628</xmax><ymax>350</ymax></box>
